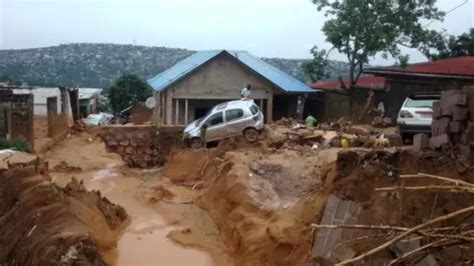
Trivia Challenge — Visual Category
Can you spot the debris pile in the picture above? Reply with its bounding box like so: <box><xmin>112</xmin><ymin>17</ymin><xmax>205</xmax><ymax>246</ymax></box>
<box><xmin>415</xmin><ymin>88</ymin><xmax>474</xmax><ymax>172</ymax></box>
<box><xmin>266</xmin><ymin>122</ymin><xmax>401</xmax><ymax>151</ymax></box>
<box><xmin>371</xmin><ymin>116</ymin><xmax>393</xmax><ymax>128</ymax></box>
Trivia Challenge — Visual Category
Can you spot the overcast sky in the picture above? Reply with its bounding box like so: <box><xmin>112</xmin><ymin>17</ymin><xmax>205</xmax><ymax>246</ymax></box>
<box><xmin>0</xmin><ymin>0</ymin><xmax>473</xmax><ymax>65</ymax></box>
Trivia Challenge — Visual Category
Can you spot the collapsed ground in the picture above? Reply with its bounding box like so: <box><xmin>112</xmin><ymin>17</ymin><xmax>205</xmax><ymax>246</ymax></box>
<box><xmin>2</xmin><ymin>120</ymin><xmax>474</xmax><ymax>265</ymax></box>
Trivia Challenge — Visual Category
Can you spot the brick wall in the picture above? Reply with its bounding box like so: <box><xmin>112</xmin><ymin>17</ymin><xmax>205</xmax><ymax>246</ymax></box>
<box><xmin>46</xmin><ymin>96</ymin><xmax>70</xmax><ymax>140</ymax></box>
<box><xmin>0</xmin><ymin>90</ymin><xmax>34</xmax><ymax>147</ymax></box>
<box><xmin>99</xmin><ymin>125</ymin><xmax>184</xmax><ymax>168</ymax></box>
<box><xmin>10</xmin><ymin>94</ymin><xmax>34</xmax><ymax>147</ymax></box>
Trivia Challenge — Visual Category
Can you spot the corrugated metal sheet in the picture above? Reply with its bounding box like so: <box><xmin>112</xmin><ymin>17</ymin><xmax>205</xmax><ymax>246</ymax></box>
<box><xmin>365</xmin><ymin>56</ymin><xmax>474</xmax><ymax>77</ymax></box>
<box><xmin>147</xmin><ymin>50</ymin><xmax>316</xmax><ymax>93</ymax></box>
<box><xmin>79</xmin><ymin>88</ymin><xmax>102</xmax><ymax>99</ymax></box>
<box><xmin>147</xmin><ymin>51</ymin><xmax>221</xmax><ymax>92</ymax></box>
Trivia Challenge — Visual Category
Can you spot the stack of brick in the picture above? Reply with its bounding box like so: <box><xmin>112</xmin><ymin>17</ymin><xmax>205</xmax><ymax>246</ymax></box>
<box><xmin>416</xmin><ymin>87</ymin><xmax>474</xmax><ymax>166</ymax></box>
<box><xmin>99</xmin><ymin>125</ymin><xmax>184</xmax><ymax>168</ymax></box>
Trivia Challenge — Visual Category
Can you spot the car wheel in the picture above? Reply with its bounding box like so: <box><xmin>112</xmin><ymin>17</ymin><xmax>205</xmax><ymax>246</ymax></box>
<box><xmin>190</xmin><ymin>138</ymin><xmax>204</xmax><ymax>149</ymax></box>
<box><xmin>243</xmin><ymin>128</ymin><xmax>259</xmax><ymax>143</ymax></box>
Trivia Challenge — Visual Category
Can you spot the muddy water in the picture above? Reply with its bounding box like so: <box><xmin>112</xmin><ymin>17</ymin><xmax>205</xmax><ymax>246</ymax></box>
<box><xmin>83</xmin><ymin>163</ymin><xmax>213</xmax><ymax>266</ymax></box>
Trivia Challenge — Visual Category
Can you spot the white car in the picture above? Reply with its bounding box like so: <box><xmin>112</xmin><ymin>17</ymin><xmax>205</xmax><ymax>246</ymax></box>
<box><xmin>83</xmin><ymin>113</ymin><xmax>109</xmax><ymax>126</ymax></box>
<box><xmin>183</xmin><ymin>99</ymin><xmax>265</xmax><ymax>148</ymax></box>
<box><xmin>397</xmin><ymin>93</ymin><xmax>440</xmax><ymax>140</ymax></box>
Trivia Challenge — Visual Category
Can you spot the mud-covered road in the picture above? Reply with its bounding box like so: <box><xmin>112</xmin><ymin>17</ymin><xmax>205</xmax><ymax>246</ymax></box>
<box><xmin>44</xmin><ymin>133</ymin><xmax>214</xmax><ymax>265</ymax></box>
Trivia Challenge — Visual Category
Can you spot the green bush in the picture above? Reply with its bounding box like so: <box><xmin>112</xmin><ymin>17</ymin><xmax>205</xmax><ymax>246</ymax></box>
<box><xmin>0</xmin><ymin>138</ymin><xmax>31</xmax><ymax>153</ymax></box>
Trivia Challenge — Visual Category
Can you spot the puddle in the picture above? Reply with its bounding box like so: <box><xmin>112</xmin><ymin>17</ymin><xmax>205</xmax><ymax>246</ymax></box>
<box><xmin>83</xmin><ymin>166</ymin><xmax>213</xmax><ymax>266</ymax></box>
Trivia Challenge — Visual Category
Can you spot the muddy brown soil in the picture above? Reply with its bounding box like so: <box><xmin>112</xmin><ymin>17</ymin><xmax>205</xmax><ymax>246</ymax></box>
<box><xmin>45</xmin><ymin>132</ymin><xmax>215</xmax><ymax>265</ymax></box>
<box><xmin>0</xmin><ymin>151</ymin><xmax>128</xmax><ymax>265</ymax></box>
<box><xmin>28</xmin><ymin>125</ymin><xmax>474</xmax><ymax>265</ymax></box>
<box><xmin>320</xmin><ymin>149</ymin><xmax>474</xmax><ymax>264</ymax></box>
<box><xmin>159</xmin><ymin>142</ymin><xmax>337</xmax><ymax>266</ymax></box>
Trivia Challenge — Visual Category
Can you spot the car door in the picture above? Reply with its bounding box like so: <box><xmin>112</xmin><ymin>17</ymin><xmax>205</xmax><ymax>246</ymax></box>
<box><xmin>225</xmin><ymin>108</ymin><xmax>246</xmax><ymax>137</ymax></box>
<box><xmin>202</xmin><ymin>111</ymin><xmax>226</xmax><ymax>141</ymax></box>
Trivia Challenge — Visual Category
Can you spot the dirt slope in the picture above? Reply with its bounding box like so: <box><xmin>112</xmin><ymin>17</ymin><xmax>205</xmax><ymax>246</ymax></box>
<box><xmin>161</xmin><ymin>146</ymin><xmax>330</xmax><ymax>266</ymax></box>
<box><xmin>0</xmin><ymin>151</ymin><xmax>128</xmax><ymax>265</ymax></box>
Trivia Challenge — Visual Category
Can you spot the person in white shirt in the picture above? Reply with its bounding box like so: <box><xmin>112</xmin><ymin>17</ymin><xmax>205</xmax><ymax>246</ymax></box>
<box><xmin>240</xmin><ymin>84</ymin><xmax>251</xmax><ymax>99</ymax></box>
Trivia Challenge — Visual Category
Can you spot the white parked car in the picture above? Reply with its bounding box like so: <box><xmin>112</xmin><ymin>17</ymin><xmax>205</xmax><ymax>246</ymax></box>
<box><xmin>183</xmin><ymin>99</ymin><xmax>264</xmax><ymax>149</ymax></box>
<box><xmin>83</xmin><ymin>113</ymin><xmax>109</xmax><ymax>126</ymax></box>
<box><xmin>397</xmin><ymin>93</ymin><xmax>440</xmax><ymax>140</ymax></box>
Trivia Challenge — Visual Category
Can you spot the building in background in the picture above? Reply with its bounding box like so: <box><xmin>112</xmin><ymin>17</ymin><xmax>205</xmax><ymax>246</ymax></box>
<box><xmin>147</xmin><ymin>50</ymin><xmax>318</xmax><ymax>125</ymax></box>
<box><xmin>79</xmin><ymin>88</ymin><xmax>102</xmax><ymax>117</ymax></box>
<box><xmin>364</xmin><ymin>56</ymin><xmax>474</xmax><ymax>118</ymax></box>
<box><xmin>12</xmin><ymin>87</ymin><xmax>66</xmax><ymax>116</ymax></box>
<box><xmin>310</xmin><ymin>75</ymin><xmax>386</xmax><ymax>122</ymax></box>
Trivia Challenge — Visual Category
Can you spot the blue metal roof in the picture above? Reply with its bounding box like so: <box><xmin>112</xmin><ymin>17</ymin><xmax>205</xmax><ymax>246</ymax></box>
<box><xmin>147</xmin><ymin>50</ymin><xmax>316</xmax><ymax>93</ymax></box>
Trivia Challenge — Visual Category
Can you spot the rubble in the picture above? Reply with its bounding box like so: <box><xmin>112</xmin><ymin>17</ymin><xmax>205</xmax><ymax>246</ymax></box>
<box><xmin>371</xmin><ymin>116</ymin><xmax>393</xmax><ymax>128</ymax></box>
<box><xmin>266</xmin><ymin>120</ymin><xmax>401</xmax><ymax>151</ymax></box>
<box><xmin>423</xmin><ymin>88</ymin><xmax>474</xmax><ymax>172</ymax></box>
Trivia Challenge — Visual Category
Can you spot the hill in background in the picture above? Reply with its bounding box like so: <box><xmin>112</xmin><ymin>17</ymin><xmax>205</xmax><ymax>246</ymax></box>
<box><xmin>0</xmin><ymin>43</ymin><xmax>349</xmax><ymax>88</ymax></box>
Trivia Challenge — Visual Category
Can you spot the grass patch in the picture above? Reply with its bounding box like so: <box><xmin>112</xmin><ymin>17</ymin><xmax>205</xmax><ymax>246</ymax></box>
<box><xmin>0</xmin><ymin>138</ymin><xmax>31</xmax><ymax>153</ymax></box>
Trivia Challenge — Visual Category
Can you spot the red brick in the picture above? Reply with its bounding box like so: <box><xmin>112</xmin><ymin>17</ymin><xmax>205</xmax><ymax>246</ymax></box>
<box><xmin>413</xmin><ymin>133</ymin><xmax>430</xmax><ymax>152</ymax></box>
<box><xmin>452</xmin><ymin>106</ymin><xmax>469</xmax><ymax>121</ymax></box>
<box><xmin>431</xmin><ymin>117</ymin><xmax>450</xmax><ymax>137</ymax></box>
<box><xmin>449</xmin><ymin>121</ymin><xmax>465</xmax><ymax>134</ymax></box>
<box><xmin>429</xmin><ymin>134</ymin><xmax>450</xmax><ymax>149</ymax></box>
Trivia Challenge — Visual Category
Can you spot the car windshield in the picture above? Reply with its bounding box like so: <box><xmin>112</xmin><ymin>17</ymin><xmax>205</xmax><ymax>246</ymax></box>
<box><xmin>250</xmin><ymin>104</ymin><xmax>260</xmax><ymax>115</ymax></box>
<box><xmin>405</xmin><ymin>98</ymin><xmax>437</xmax><ymax>108</ymax></box>
<box><xmin>195</xmin><ymin>109</ymin><xmax>214</xmax><ymax>126</ymax></box>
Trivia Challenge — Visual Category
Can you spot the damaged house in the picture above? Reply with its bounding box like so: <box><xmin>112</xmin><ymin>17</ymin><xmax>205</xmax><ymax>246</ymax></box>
<box><xmin>147</xmin><ymin>50</ymin><xmax>318</xmax><ymax>125</ymax></box>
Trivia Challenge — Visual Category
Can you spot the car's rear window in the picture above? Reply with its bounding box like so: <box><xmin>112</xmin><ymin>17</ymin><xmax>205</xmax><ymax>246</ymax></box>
<box><xmin>250</xmin><ymin>104</ymin><xmax>260</xmax><ymax>115</ymax></box>
<box><xmin>404</xmin><ymin>98</ymin><xmax>438</xmax><ymax>108</ymax></box>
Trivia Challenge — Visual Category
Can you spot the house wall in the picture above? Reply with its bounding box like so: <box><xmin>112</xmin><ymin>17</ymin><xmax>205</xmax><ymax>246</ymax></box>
<box><xmin>0</xmin><ymin>90</ymin><xmax>35</xmax><ymax>147</ymax></box>
<box><xmin>46</xmin><ymin>96</ymin><xmax>70</xmax><ymax>140</ymax></box>
<box><xmin>322</xmin><ymin>92</ymin><xmax>350</xmax><ymax>122</ymax></box>
<box><xmin>155</xmin><ymin>53</ymin><xmax>275</xmax><ymax>125</ymax></box>
<box><xmin>13</xmin><ymin>87</ymin><xmax>62</xmax><ymax>116</ymax></box>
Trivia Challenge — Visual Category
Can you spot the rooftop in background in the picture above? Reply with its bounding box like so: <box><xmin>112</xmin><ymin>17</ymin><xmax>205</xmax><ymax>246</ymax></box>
<box><xmin>147</xmin><ymin>50</ymin><xmax>316</xmax><ymax>93</ymax></box>
<box><xmin>309</xmin><ymin>75</ymin><xmax>386</xmax><ymax>91</ymax></box>
<box><xmin>364</xmin><ymin>56</ymin><xmax>474</xmax><ymax>79</ymax></box>
<box><xmin>79</xmin><ymin>88</ymin><xmax>102</xmax><ymax>100</ymax></box>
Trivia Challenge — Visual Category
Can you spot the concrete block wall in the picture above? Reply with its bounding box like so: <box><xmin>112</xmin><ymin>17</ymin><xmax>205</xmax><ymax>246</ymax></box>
<box><xmin>416</xmin><ymin>87</ymin><xmax>474</xmax><ymax>170</ymax></box>
<box><xmin>99</xmin><ymin>125</ymin><xmax>184</xmax><ymax>168</ymax></box>
<box><xmin>429</xmin><ymin>88</ymin><xmax>474</xmax><ymax>150</ymax></box>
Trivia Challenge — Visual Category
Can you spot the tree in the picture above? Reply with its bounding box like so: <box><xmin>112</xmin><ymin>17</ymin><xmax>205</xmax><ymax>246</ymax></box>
<box><xmin>423</xmin><ymin>28</ymin><xmax>474</xmax><ymax>60</ymax></box>
<box><xmin>311</xmin><ymin>0</ymin><xmax>445</xmax><ymax>86</ymax></box>
<box><xmin>303</xmin><ymin>46</ymin><xmax>330</xmax><ymax>82</ymax></box>
<box><xmin>107</xmin><ymin>74</ymin><xmax>152</xmax><ymax>114</ymax></box>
